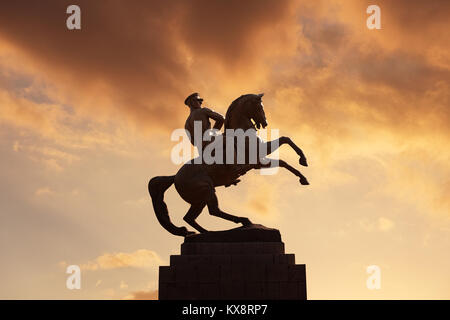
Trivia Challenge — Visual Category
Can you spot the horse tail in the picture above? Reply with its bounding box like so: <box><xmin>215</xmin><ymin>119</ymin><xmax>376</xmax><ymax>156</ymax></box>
<box><xmin>148</xmin><ymin>176</ymin><xmax>188</xmax><ymax>236</ymax></box>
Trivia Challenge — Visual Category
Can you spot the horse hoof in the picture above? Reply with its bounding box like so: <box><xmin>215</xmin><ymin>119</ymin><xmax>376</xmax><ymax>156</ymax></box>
<box><xmin>179</xmin><ymin>227</ymin><xmax>196</xmax><ymax>237</ymax></box>
<box><xmin>299</xmin><ymin>157</ymin><xmax>308</xmax><ymax>167</ymax></box>
<box><xmin>299</xmin><ymin>177</ymin><xmax>309</xmax><ymax>185</ymax></box>
<box><xmin>240</xmin><ymin>218</ymin><xmax>252</xmax><ymax>226</ymax></box>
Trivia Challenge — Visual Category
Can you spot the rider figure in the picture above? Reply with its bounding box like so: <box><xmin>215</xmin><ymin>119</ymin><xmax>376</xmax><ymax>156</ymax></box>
<box><xmin>184</xmin><ymin>92</ymin><xmax>224</xmax><ymax>151</ymax></box>
<box><xmin>184</xmin><ymin>92</ymin><xmax>240</xmax><ymax>187</ymax></box>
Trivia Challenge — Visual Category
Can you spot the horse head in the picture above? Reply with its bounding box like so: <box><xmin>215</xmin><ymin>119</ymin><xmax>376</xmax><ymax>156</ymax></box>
<box><xmin>225</xmin><ymin>93</ymin><xmax>268</xmax><ymax>131</ymax></box>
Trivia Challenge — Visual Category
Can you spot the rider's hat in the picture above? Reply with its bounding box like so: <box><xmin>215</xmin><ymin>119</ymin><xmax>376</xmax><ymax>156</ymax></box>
<box><xmin>184</xmin><ymin>92</ymin><xmax>203</xmax><ymax>106</ymax></box>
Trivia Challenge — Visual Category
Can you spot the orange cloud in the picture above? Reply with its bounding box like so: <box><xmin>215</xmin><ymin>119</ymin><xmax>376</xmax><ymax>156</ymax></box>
<box><xmin>0</xmin><ymin>0</ymin><xmax>299</xmax><ymax>130</ymax></box>
<box><xmin>124</xmin><ymin>290</ymin><xmax>158</xmax><ymax>300</ymax></box>
<box><xmin>77</xmin><ymin>249</ymin><xmax>162</xmax><ymax>271</ymax></box>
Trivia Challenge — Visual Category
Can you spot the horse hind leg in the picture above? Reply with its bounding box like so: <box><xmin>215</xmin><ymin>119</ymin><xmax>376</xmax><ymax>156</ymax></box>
<box><xmin>183</xmin><ymin>203</ymin><xmax>208</xmax><ymax>234</ymax></box>
<box><xmin>206</xmin><ymin>192</ymin><xmax>252</xmax><ymax>226</ymax></box>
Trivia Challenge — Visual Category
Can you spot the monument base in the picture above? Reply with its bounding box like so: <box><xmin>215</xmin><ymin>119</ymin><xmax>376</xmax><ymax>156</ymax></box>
<box><xmin>159</xmin><ymin>225</ymin><xmax>307</xmax><ymax>300</ymax></box>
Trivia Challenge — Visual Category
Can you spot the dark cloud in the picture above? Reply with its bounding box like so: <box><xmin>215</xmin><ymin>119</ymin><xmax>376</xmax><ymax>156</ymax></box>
<box><xmin>0</xmin><ymin>0</ymin><xmax>295</xmax><ymax>128</ymax></box>
<box><xmin>177</xmin><ymin>0</ymin><xmax>294</xmax><ymax>65</ymax></box>
<box><xmin>265</xmin><ymin>0</ymin><xmax>450</xmax><ymax>141</ymax></box>
<box><xmin>0</xmin><ymin>0</ymin><xmax>448</xmax><ymax>143</ymax></box>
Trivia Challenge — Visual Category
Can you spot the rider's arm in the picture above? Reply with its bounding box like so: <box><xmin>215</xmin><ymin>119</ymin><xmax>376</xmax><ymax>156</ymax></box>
<box><xmin>203</xmin><ymin>108</ymin><xmax>224</xmax><ymax>130</ymax></box>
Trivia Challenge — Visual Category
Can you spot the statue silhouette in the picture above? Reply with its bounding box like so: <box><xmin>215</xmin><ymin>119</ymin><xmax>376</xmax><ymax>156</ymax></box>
<box><xmin>148</xmin><ymin>93</ymin><xmax>308</xmax><ymax>237</ymax></box>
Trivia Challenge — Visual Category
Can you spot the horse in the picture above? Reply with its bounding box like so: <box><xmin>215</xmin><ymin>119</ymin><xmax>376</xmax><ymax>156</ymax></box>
<box><xmin>148</xmin><ymin>93</ymin><xmax>309</xmax><ymax>237</ymax></box>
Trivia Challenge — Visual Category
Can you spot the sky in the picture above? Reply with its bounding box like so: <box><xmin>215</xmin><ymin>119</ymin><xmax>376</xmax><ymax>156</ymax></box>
<box><xmin>0</xmin><ymin>0</ymin><xmax>449</xmax><ymax>299</ymax></box>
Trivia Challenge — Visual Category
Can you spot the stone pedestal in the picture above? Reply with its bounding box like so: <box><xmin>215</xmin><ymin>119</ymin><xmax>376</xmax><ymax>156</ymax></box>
<box><xmin>159</xmin><ymin>225</ymin><xmax>307</xmax><ymax>300</ymax></box>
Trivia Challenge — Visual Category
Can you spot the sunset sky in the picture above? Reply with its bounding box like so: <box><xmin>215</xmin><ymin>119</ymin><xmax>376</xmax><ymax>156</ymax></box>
<box><xmin>0</xmin><ymin>0</ymin><xmax>449</xmax><ymax>299</ymax></box>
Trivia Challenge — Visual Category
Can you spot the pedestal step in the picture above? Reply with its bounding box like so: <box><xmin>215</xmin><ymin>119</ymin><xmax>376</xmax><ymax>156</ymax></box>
<box><xmin>159</xmin><ymin>241</ymin><xmax>307</xmax><ymax>300</ymax></box>
<box><xmin>181</xmin><ymin>241</ymin><xmax>285</xmax><ymax>255</ymax></box>
<box><xmin>170</xmin><ymin>253</ymin><xmax>295</xmax><ymax>266</ymax></box>
<box><xmin>159</xmin><ymin>280</ymin><xmax>306</xmax><ymax>300</ymax></box>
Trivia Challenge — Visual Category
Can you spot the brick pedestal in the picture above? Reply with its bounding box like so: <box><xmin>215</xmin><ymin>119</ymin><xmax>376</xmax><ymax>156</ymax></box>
<box><xmin>159</xmin><ymin>241</ymin><xmax>306</xmax><ymax>300</ymax></box>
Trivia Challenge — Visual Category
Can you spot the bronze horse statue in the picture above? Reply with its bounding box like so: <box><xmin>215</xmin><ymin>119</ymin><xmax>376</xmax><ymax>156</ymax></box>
<box><xmin>148</xmin><ymin>93</ymin><xmax>309</xmax><ymax>237</ymax></box>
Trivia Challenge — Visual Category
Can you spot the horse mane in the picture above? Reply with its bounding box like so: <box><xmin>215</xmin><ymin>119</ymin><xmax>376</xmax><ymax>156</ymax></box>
<box><xmin>225</xmin><ymin>94</ymin><xmax>256</xmax><ymax>129</ymax></box>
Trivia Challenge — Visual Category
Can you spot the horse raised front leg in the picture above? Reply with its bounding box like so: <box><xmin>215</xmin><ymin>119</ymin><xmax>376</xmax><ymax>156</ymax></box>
<box><xmin>206</xmin><ymin>192</ymin><xmax>252</xmax><ymax>226</ymax></box>
<box><xmin>258</xmin><ymin>158</ymin><xmax>309</xmax><ymax>185</ymax></box>
<box><xmin>262</xmin><ymin>137</ymin><xmax>308</xmax><ymax>167</ymax></box>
